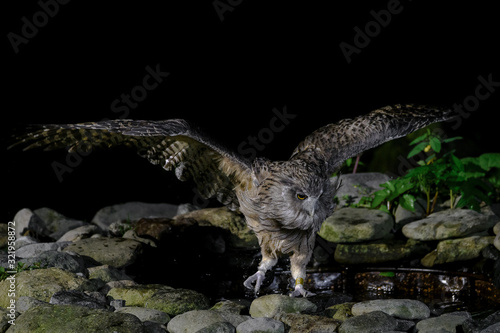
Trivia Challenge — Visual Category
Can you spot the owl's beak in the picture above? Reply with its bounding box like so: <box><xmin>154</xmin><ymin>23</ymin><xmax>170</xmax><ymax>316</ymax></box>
<box><xmin>305</xmin><ymin>199</ymin><xmax>317</xmax><ymax>217</ymax></box>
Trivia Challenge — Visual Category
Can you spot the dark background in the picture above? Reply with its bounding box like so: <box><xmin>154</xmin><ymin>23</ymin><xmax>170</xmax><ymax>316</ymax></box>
<box><xmin>3</xmin><ymin>1</ymin><xmax>499</xmax><ymax>223</ymax></box>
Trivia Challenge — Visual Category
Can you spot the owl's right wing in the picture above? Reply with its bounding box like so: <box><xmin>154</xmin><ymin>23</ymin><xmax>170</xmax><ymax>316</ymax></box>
<box><xmin>290</xmin><ymin>104</ymin><xmax>456</xmax><ymax>174</ymax></box>
<box><xmin>10</xmin><ymin>119</ymin><xmax>252</xmax><ymax>210</ymax></box>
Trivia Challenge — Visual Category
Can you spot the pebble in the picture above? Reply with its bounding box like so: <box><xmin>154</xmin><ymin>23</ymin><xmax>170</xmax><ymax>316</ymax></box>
<box><xmin>236</xmin><ymin>317</ymin><xmax>284</xmax><ymax>333</ymax></box>
<box><xmin>57</xmin><ymin>224</ymin><xmax>101</xmax><ymax>242</ymax></box>
<box><xmin>15</xmin><ymin>242</ymin><xmax>71</xmax><ymax>258</ymax></box>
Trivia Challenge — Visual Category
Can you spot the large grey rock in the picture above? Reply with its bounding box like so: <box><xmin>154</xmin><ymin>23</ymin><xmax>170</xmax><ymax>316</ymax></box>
<box><xmin>16</xmin><ymin>296</ymin><xmax>49</xmax><ymax>313</ymax></box>
<box><xmin>166</xmin><ymin>310</ymin><xmax>232</xmax><ymax>333</ymax></box>
<box><xmin>249</xmin><ymin>294</ymin><xmax>317</xmax><ymax>318</ymax></box>
<box><xmin>63</xmin><ymin>237</ymin><xmax>143</xmax><ymax>268</ymax></box>
<box><xmin>13</xmin><ymin>208</ymin><xmax>49</xmax><ymax>239</ymax></box>
<box><xmin>351</xmin><ymin>299</ymin><xmax>430</xmax><ymax>320</ymax></box>
<box><xmin>88</xmin><ymin>264</ymin><xmax>133</xmax><ymax>283</ymax></box>
<box><xmin>92</xmin><ymin>201</ymin><xmax>179</xmax><ymax>231</ymax></box>
<box><xmin>334</xmin><ymin>239</ymin><xmax>431</xmax><ymax>264</ymax></box>
<box><xmin>49</xmin><ymin>290</ymin><xmax>108</xmax><ymax>309</ymax></box>
<box><xmin>274</xmin><ymin>312</ymin><xmax>339</xmax><ymax>333</ymax></box>
<box><xmin>107</xmin><ymin>284</ymin><xmax>173</xmax><ymax>307</ymax></box>
<box><xmin>15</xmin><ymin>242</ymin><xmax>71</xmax><ymax>258</ymax></box>
<box><xmin>22</xmin><ymin>250</ymin><xmax>87</xmax><ymax>275</ymax></box>
<box><xmin>34</xmin><ymin>207</ymin><xmax>88</xmax><ymax>240</ymax></box>
<box><xmin>415</xmin><ymin>311</ymin><xmax>471</xmax><ymax>333</ymax></box>
<box><xmin>57</xmin><ymin>224</ymin><xmax>101</xmax><ymax>242</ymax></box>
<box><xmin>7</xmin><ymin>304</ymin><xmax>144</xmax><ymax>333</ymax></box>
<box><xmin>402</xmin><ymin>208</ymin><xmax>499</xmax><ymax>241</ymax></box>
<box><xmin>115</xmin><ymin>307</ymin><xmax>170</xmax><ymax>324</ymax></box>
<box><xmin>421</xmin><ymin>236</ymin><xmax>495</xmax><ymax>267</ymax></box>
<box><xmin>339</xmin><ymin>310</ymin><xmax>397</xmax><ymax>333</ymax></box>
<box><xmin>144</xmin><ymin>288</ymin><xmax>210</xmax><ymax>316</ymax></box>
<box><xmin>236</xmin><ymin>317</ymin><xmax>284</xmax><ymax>333</ymax></box>
<box><xmin>494</xmin><ymin>233</ymin><xmax>500</xmax><ymax>251</ymax></box>
<box><xmin>211</xmin><ymin>300</ymin><xmax>251</xmax><ymax>327</ymax></box>
<box><xmin>0</xmin><ymin>267</ymin><xmax>95</xmax><ymax>307</ymax></box>
<box><xmin>331</xmin><ymin>172</ymin><xmax>391</xmax><ymax>208</ymax></box>
<box><xmin>319</xmin><ymin>207</ymin><xmax>393</xmax><ymax>243</ymax></box>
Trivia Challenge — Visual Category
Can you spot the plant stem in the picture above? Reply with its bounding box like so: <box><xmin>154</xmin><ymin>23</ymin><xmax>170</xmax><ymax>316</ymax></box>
<box><xmin>430</xmin><ymin>190</ymin><xmax>439</xmax><ymax>214</ymax></box>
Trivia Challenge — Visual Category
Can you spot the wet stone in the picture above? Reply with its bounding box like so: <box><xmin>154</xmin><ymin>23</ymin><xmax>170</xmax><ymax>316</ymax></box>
<box><xmin>421</xmin><ymin>236</ymin><xmax>495</xmax><ymax>267</ymax></box>
<box><xmin>115</xmin><ymin>306</ymin><xmax>170</xmax><ymax>324</ymax></box>
<box><xmin>15</xmin><ymin>242</ymin><xmax>70</xmax><ymax>258</ymax></box>
<box><xmin>274</xmin><ymin>312</ymin><xmax>339</xmax><ymax>333</ymax></box>
<box><xmin>236</xmin><ymin>317</ymin><xmax>285</xmax><ymax>333</ymax></box>
<box><xmin>351</xmin><ymin>299</ymin><xmax>430</xmax><ymax>320</ymax></box>
<box><xmin>318</xmin><ymin>207</ymin><xmax>393</xmax><ymax>243</ymax></box>
<box><xmin>21</xmin><ymin>250</ymin><xmax>88</xmax><ymax>275</ymax></box>
<box><xmin>249</xmin><ymin>294</ymin><xmax>317</xmax><ymax>318</ymax></box>
<box><xmin>166</xmin><ymin>309</ymin><xmax>230</xmax><ymax>333</ymax></box>
<box><xmin>144</xmin><ymin>287</ymin><xmax>211</xmax><ymax>316</ymax></box>
<box><xmin>49</xmin><ymin>290</ymin><xmax>109</xmax><ymax>309</ymax></box>
<box><xmin>331</xmin><ymin>172</ymin><xmax>391</xmax><ymax>208</ymax></box>
<box><xmin>339</xmin><ymin>310</ymin><xmax>397</xmax><ymax>333</ymax></box>
<box><xmin>415</xmin><ymin>311</ymin><xmax>471</xmax><ymax>333</ymax></box>
<box><xmin>34</xmin><ymin>207</ymin><xmax>89</xmax><ymax>240</ymax></box>
<box><xmin>57</xmin><ymin>224</ymin><xmax>101</xmax><ymax>242</ymax></box>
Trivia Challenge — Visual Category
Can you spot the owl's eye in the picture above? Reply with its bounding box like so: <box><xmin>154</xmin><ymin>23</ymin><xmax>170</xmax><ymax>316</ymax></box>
<box><xmin>297</xmin><ymin>193</ymin><xmax>308</xmax><ymax>200</ymax></box>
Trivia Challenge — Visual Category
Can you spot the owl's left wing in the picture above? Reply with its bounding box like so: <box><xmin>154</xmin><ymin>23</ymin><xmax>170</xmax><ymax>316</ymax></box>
<box><xmin>290</xmin><ymin>104</ymin><xmax>456</xmax><ymax>174</ymax></box>
<box><xmin>11</xmin><ymin>119</ymin><xmax>252</xmax><ymax>210</ymax></box>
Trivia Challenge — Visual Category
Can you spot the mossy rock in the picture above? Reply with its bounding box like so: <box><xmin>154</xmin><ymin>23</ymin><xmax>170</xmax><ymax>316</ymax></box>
<box><xmin>144</xmin><ymin>288</ymin><xmax>210</xmax><ymax>316</ymax></box>
<box><xmin>107</xmin><ymin>284</ymin><xmax>172</xmax><ymax>307</ymax></box>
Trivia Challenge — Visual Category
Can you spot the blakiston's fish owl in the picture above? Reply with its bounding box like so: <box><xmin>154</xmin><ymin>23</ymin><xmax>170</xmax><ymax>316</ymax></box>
<box><xmin>11</xmin><ymin>104</ymin><xmax>454</xmax><ymax>297</ymax></box>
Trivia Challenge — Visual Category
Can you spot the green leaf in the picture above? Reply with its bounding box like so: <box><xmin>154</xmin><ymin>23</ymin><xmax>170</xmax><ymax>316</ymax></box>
<box><xmin>399</xmin><ymin>193</ymin><xmax>416</xmax><ymax>212</ymax></box>
<box><xmin>407</xmin><ymin>142</ymin><xmax>429</xmax><ymax>158</ymax></box>
<box><xmin>379</xmin><ymin>271</ymin><xmax>395</xmax><ymax>277</ymax></box>
<box><xmin>429</xmin><ymin>137</ymin><xmax>442</xmax><ymax>153</ymax></box>
<box><xmin>372</xmin><ymin>189</ymin><xmax>390</xmax><ymax>208</ymax></box>
<box><xmin>479</xmin><ymin>153</ymin><xmax>500</xmax><ymax>171</ymax></box>
<box><xmin>409</xmin><ymin>133</ymin><xmax>428</xmax><ymax>145</ymax></box>
<box><xmin>443</xmin><ymin>136</ymin><xmax>462</xmax><ymax>143</ymax></box>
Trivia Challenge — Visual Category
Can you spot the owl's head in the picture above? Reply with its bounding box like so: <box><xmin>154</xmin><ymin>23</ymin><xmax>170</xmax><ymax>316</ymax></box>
<box><xmin>248</xmin><ymin>158</ymin><xmax>340</xmax><ymax>232</ymax></box>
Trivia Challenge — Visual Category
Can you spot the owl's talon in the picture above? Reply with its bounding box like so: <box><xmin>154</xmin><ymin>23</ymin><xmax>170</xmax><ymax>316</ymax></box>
<box><xmin>244</xmin><ymin>270</ymin><xmax>265</xmax><ymax>292</ymax></box>
<box><xmin>290</xmin><ymin>284</ymin><xmax>315</xmax><ymax>297</ymax></box>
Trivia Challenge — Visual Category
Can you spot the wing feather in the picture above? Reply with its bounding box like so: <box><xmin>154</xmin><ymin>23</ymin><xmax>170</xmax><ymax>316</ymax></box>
<box><xmin>10</xmin><ymin>119</ymin><xmax>252</xmax><ymax>210</ymax></box>
<box><xmin>290</xmin><ymin>104</ymin><xmax>456</xmax><ymax>174</ymax></box>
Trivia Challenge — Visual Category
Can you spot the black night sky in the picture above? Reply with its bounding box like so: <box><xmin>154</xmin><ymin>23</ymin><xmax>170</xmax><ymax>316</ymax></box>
<box><xmin>3</xmin><ymin>1</ymin><xmax>499</xmax><ymax>223</ymax></box>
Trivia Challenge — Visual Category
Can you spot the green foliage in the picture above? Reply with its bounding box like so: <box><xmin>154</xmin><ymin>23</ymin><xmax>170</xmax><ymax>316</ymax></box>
<box><xmin>364</xmin><ymin>131</ymin><xmax>500</xmax><ymax>216</ymax></box>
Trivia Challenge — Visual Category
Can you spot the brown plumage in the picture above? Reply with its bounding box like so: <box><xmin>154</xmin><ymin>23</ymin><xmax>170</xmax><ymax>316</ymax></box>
<box><xmin>10</xmin><ymin>104</ymin><xmax>455</xmax><ymax>297</ymax></box>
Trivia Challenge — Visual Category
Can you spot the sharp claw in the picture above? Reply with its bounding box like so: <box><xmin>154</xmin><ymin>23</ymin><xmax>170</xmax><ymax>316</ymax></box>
<box><xmin>290</xmin><ymin>284</ymin><xmax>316</xmax><ymax>297</ymax></box>
<box><xmin>244</xmin><ymin>271</ymin><xmax>265</xmax><ymax>293</ymax></box>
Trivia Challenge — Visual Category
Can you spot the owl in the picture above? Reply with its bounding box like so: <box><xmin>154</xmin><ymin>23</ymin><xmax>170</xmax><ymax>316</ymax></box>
<box><xmin>11</xmin><ymin>104</ymin><xmax>454</xmax><ymax>297</ymax></box>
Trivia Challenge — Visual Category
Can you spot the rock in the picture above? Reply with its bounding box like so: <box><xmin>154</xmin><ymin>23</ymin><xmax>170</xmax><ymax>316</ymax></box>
<box><xmin>274</xmin><ymin>312</ymin><xmax>339</xmax><ymax>333</ymax></box>
<box><xmin>14</xmin><ymin>236</ymin><xmax>39</xmax><ymax>248</ymax></box>
<box><xmin>402</xmin><ymin>209</ymin><xmax>499</xmax><ymax>241</ymax></box>
<box><xmin>107</xmin><ymin>284</ymin><xmax>173</xmax><ymax>307</ymax></box>
<box><xmin>21</xmin><ymin>250</ymin><xmax>87</xmax><ymax>275</ymax></box>
<box><xmin>49</xmin><ymin>290</ymin><xmax>109</xmax><ymax>309</ymax></box>
<box><xmin>0</xmin><ymin>224</ymin><xmax>8</xmax><ymax>248</ymax></box>
<box><xmin>92</xmin><ymin>201</ymin><xmax>179</xmax><ymax>231</ymax></box>
<box><xmin>13</xmin><ymin>208</ymin><xmax>49</xmax><ymax>239</ymax></box>
<box><xmin>34</xmin><ymin>207</ymin><xmax>88</xmax><ymax>240</ymax></box>
<box><xmin>88</xmin><ymin>265</ymin><xmax>133</xmax><ymax>283</ymax></box>
<box><xmin>421</xmin><ymin>236</ymin><xmax>495</xmax><ymax>267</ymax></box>
<box><xmin>134</xmin><ymin>217</ymin><xmax>178</xmax><ymax>240</ymax></box>
<box><xmin>249</xmin><ymin>294</ymin><xmax>317</xmax><ymax>318</ymax></box>
<box><xmin>7</xmin><ymin>304</ymin><xmax>145</xmax><ymax>333</ymax></box>
<box><xmin>173</xmin><ymin>207</ymin><xmax>259</xmax><ymax>249</ymax></box>
<box><xmin>16</xmin><ymin>296</ymin><xmax>49</xmax><ymax>313</ymax></box>
<box><xmin>166</xmin><ymin>310</ymin><xmax>231</xmax><ymax>333</ymax></box>
<box><xmin>415</xmin><ymin>311</ymin><xmax>471</xmax><ymax>333</ymax></box>
<box><xmin>115</xmin><ymin>307</ymin><xmax>170</xmax><ymax>324</ymax></box>
<box><xmin>236</xmin><ymin>317</ymin><xmax>284</xmax><ymax>333</ymax></box>
<box><xmin>318</xmin><ymin>207</ymin><xmax>393</xmax><ymax>243</ymax></box>
<box><xmin>494</xmin><ymin>222</ymin><xmax>500</xmax><ymax>235</ymax></box>
<box><xmin>463</xmin><ymin>310</ymin><xmax>500</xmax><ymax>333</ymax></box>
<box><xmin>331</xmin><ymin>172</ymin><xmax>391</xmax><ymax>208</ymax></box>
<box><xmin>212</xmin><ymin>300</ymin><xmax>251</xmax><ymax>327</ymax></box>
<box><xmin>57</xmin><ymin>224</ymin><xmax>101</xmax><ymax>242</ymax></box>
<box><xmin>494</xmin><ymin>233</ymin><xmax>500</xmax><ymax>252</ymax></box>
<box><xmin>351</xmin><ymin>299</ymin><xmax>430</xmax><ymax>320</ymax></box>
<box><xmin>144</xmin><ymin>288</ymin><xmax>210</xmax><ymax>316</ymax></box>
<box><xmin>325</xmin><ymin>302</ymin><xmax>356</xmax><ymax>322</ymax></box>
<box><xmin>15</xmin><ymin>242</ymin><xmax>70</xmax><ymax>258</ymax></box>
<box><xmin>339</xmin><ymin>310</ymin><xmax>397</xmax><ymax>333</ymax></box>
<box><xmin>0</xmin><ymin>267</ymin><xmax>95</xmax><ymax>307</ymax></box>
<box><xmin>63</xmin><ymin>237</ymin><xmax>144</xmax><ymax>268</ymax></box>
<box><xmin>108</xmin><ymin>220</ymin><xmax>136</xmax><ymax>237</ymax></box>
<box><xmin>0</xmin><ymin>307</ymin><xmax>15</xmax><ymax>332</ymax></box>
<box><xmin>334</xmin><ymin>239</ymin><xmax>431</xmax><ymax>264</ymax></box>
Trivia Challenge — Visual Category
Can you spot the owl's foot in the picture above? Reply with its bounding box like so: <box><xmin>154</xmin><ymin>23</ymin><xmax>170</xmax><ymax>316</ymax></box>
<box><xmin>243</xmin><ymin>270</ymin><xmax>265</xmax><ymax>293</ymax></box>
<box><xmin>290</xmin><ymin>284</ymin><xmax>316</xmax><ymax>298</ymax></box>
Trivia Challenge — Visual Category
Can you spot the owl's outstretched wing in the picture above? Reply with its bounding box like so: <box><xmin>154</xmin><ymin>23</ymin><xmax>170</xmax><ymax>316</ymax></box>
<box><xmin>10</xmin><ymin>119</ymin><xmax>252</xmax><ymax>210</ymax></box>
<box><xmin>290</xmin><ymin>104</ymin><xmax>456</xmax><ymax>174</ymax></box>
